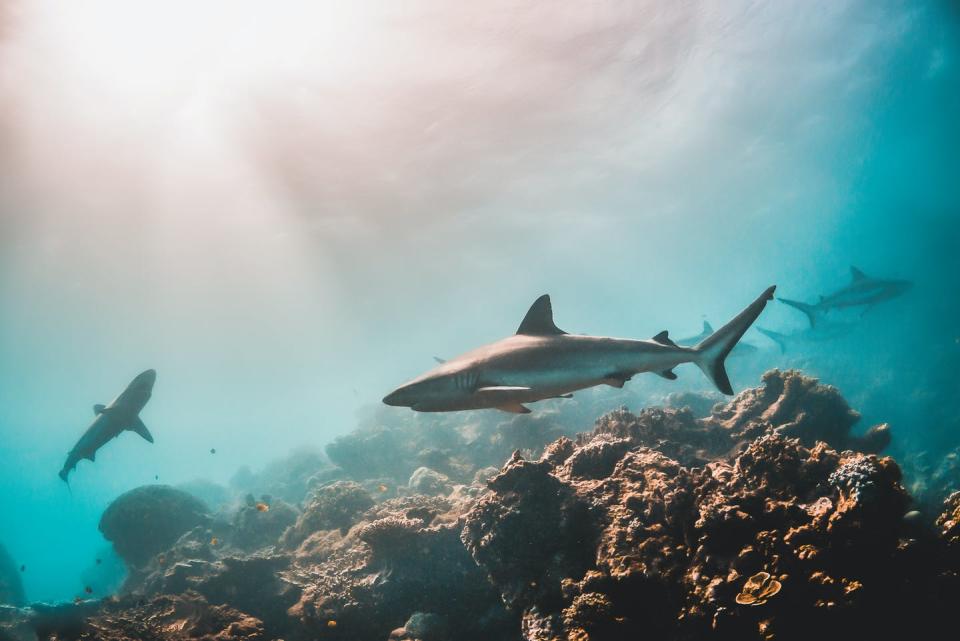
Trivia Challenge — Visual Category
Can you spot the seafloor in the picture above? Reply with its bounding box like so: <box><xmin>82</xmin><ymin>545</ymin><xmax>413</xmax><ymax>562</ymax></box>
<box><xmin>2</xmin><ymin>369</ymin><xmax>960</xmax><ymax>641</ymax></box>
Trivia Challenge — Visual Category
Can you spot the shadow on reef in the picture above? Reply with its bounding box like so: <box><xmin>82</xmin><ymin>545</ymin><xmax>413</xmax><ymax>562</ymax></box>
<box><xmin>3</xmin><ymin>370</ymin><xmax>959</xmax><ymax>641</ymax></box>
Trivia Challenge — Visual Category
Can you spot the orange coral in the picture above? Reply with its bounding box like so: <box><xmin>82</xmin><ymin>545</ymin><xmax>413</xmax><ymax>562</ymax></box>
<box><xmin>735</xmin><ymin>571</ymin><xmax>782</xmax><ymax>606</ymax></box>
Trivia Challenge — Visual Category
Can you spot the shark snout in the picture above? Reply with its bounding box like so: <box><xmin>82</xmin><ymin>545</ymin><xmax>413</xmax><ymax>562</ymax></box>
<box><xmin>382</xmin><ymin>386</ymin><xmax>411</xmax><ymax>407</ymax></box>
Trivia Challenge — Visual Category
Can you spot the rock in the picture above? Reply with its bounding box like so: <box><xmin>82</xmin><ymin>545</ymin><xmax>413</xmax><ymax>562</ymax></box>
<box><xmin>229</xmin><ymin>449</ymin><xmax>332</xmax><ymax>505</ymax></box>
<box><xmin>389</xmin><ymin>611</ymin><xmax>448</xmax><ymax>641</ymax></box>
<box><xmin>407</xmin><ymin>467</ymin><xmax>451</xmax><ymax>495</ymax></box>
<box><xmin>99</xmin><ymin>485</ymin><xmax>210</xmax><ymax>569</ymax></box>
<box><xmin>281</xmin><ymin>482</ymin><xmax>374</xmax><ymax>547</ymax></box>
<box><xmin>84</xmin><ymin>592</ymin><xmax>265</xmax><ymax>641</ymax></box>
<box><xmin>231</xmin><ymin>499</ymin><xmax>298</xmax><ymax>551</ymax></box>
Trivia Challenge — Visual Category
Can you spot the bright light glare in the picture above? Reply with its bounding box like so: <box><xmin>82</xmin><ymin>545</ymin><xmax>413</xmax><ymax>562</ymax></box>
<box><xmin>34</xmin><ymin>0</ymin><xmax>382</xmax><ymax>103</ymax></box>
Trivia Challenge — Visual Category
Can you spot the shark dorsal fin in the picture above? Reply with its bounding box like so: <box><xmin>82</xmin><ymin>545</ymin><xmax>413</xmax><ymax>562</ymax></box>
<box><xmin>851</xmin><ymin>266</ymin><xmax>868</xmax><ymax>281</ymax></box>
<box><xmin>702</xmin><ymin>321</ymin><xmax>713</xmax><ymax>334</ymax></box>
<box><xmin>652</xmin><ymin>330</ymin><xmax>677</xmax><ymax>347</ymax></box>
<box><xmin>516</xmin><ymin>295</ymin><xmax>566</xmax><ymax>336</ymax></box>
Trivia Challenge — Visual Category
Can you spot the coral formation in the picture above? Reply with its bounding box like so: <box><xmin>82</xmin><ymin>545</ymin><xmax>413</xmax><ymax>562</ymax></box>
<box><xmin>99</xmin><ymin>485</ymin><xmax>211</xmax><ymax>568</ymax></box>
<box><xmin>32</xmin><ymin>370</ymin><xmax>960</xmax><ymax>641</ymax></box>
<box><xmin>281</xmin><ymin>481</ymin><xmax>374</xmax><ymax>547</ymax></box>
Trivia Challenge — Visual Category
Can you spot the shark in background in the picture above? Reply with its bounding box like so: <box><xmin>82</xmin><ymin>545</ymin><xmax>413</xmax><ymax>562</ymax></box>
<box><xmin>778</xmin><ymin>266</ymin><xmax>912</xmax><ymax>327</ymax></box>
<box><xmin>59</xmin><ymin>369</ymin><xmax>157</xmax><ymax>482</ymax></box>
<box><xmin>755</xmin><ymin>322</ymin><xmax>857</xmax><ymax>353</ymax></box>
<box><xmin>383</xmin><ymin>286</ymin><xmax>775</xmax><ymax>414</ymax></box>
<box><xmin>678</xmin><ymin>320</ymin><xmax>759</xmax><ymax>357</ymax></box>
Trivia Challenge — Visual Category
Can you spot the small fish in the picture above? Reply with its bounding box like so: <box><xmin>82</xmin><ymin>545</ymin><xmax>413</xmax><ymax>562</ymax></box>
<box><xmin>19</xmin><ymin>565</ymin><xmax>25</xmax><ymax>572</ymax></box>
<box><xmin>157</xmin><ymin>554</ymin><xmax>167</xmax><ymax>566</ymax></box>
<box><xmin>377</xmin><ymin>483</ymin><xmax>388</xmax><ymax>493</ymax></box>
<box><xmin>95</xmin><ymin>558</ymin><xmax>102</xmax><ymax>565</ymax></box>
<box><xmin>255</xmin><ymin>502</ymin><xmax>270</xmax><ymax>512</ymax></box>
<box><xmin>155</xmin><ymin>475</ymin><xmax>159</xmax><ymax>480</ymax></box>
<box><xmin>210</xmin><ymin>448</ymin><xmax>216</xmax><ymax>454</ymax></box>
<box><xmin>327</xmin><ymin>620</ymin><xmax>337</xmax><ymax>628</ymax></box>
<box><xmin>210</xmin><ymin>537</ymin><xmax>219</xmax><ymax>546</ymax></box>
<box><xmin>84</xmin><ymin>586</ymin><xmax>93</xmax><ymax>594</ymax></box>
<box><xmin>74</xmin><ymin>596</ymin><xmax>83</xmax><ymax>604</ymax></box>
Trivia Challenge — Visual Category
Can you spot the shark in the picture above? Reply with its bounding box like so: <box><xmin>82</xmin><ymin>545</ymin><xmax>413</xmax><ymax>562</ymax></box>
<box><xmin>383</xmin><ymin>286</ymin><xmax>775</xmax><ymax>414</ymax></box>
<box><xmin>755</xmin><ymin>322</ymin><xmax>856</xmax><ymax>353</ymax></box>
<box><xmin>678</xmin><ymin>320</ymin><xmax>758</xmax><ymax>356</ymax></box>
<box><xmin>778</xmin><ymin>266</ymin><xmax>912</xmax><ymax>327</ymax></box>
<box><xmin>59</xmin><ymin>369</ymin><xmax>157</xmax><ymax>482</ymax></box>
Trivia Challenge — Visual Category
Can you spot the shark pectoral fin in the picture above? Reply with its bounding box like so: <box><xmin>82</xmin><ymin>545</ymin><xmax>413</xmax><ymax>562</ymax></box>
<box><xmin>850</xmin><ymin>266</ymin><xmax>867</xmax><ymax>281</ymax></box>
<box><xmin>656</xmin><ymin>369</ymin><xmax>678</xmax><ymax>380</ymax></box>
<box><xmin>496</xmin><ymin>403</ymin><xmax>531</xmax><ymax>414</ymax></box>
<box><xmin>93</xmin><ymin>404</ymin><xmax>106</xmax><ymax>414</ymax></box>
<box><xmin>85</xmin><ymin>453</ymin><xmax>95</xmax><ymax>462</ymax></box>
<box><xmin>433</xmin><ymin>356</ymin><xmax>447</xmax><ymax>364</ymax></box>
<box><xmin>602</xmin><ymin>373</ymin><xmax>632</xmax><ymax>388</ymax></box>
<box><xmin>130</xmin><ymin>418</ymin><xmax>154</xmax><ymax>443</ymax></box>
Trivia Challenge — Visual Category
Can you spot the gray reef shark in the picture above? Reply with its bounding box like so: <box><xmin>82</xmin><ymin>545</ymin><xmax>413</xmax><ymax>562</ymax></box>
<box><xmin>679</xmin><ymin>320</ymin><xmax>758</xmax><ymax>356</ymax></box>
<box><xmin>778</xmin><ymin>266</ymin><xmax>911</xmax><ymax>327</ymax></box>
<box><xmin>383</xmin><ymin>286</ymin><xmax>775</xmax><ymax>414</ymax></box>
<box><xmin>59</xmin><ymin>369</ymin><xmax>156</xmax><ymax>482</ymax></box>
<box><xmin>755</xmin><ymin>322</ymin><xmax>856</xmax><ymax>353</ymax></box>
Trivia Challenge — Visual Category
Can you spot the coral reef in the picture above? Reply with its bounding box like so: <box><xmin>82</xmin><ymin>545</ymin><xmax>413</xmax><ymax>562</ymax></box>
<box><xmin>99</xmin><ymin>486</ymin><xmax>211</xmax><ymax>569</ymax></box>
<box><xmin>231</xmin><ymin>497</ymin><xmax>298</xmax><ymax>552</ymax></box>
<box><xmin>281</xmin><ymin>482</ymin><xmax>374</xmax><ymax>547</ymax></box>
<box><xmin>229</xmin><ymin>448</ymin><xmax>334</xmax><ymax>505</ymax></box>
<box><xmin>38</xmin><ymin>369</ymin><xmax>960</xmax><ymax>641</ymax></box>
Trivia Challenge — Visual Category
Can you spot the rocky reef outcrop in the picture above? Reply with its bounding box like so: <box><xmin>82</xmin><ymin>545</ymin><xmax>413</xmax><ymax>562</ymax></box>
<box><xmin>28</xmin><ymin>370</ymin><xmax>958</xmax><ymax>641</ymax></box>
<box><xmin>99</xmin><ymin>485</ymin><xmax>211</xmax><ymax>569</ymax></box>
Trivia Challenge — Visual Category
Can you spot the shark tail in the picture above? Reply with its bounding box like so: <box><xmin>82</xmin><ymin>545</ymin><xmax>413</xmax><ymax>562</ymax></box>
<box><xmin>693</xmin><ymin>286</ymin><xmax>776</xmax><ymax>394</ymax></box>
<box><xmin>777</xmin><ymin>297</ymin><xmax>818</xmax><ymax>328</ymax></box>
<box><xmin>756</xmin><ymin>327</ymin><xmax>787</xmax><ymax>353</ymax></box>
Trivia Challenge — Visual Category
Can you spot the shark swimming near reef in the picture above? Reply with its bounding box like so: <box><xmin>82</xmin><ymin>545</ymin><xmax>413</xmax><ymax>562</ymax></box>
<box><xmin>59</xmin><ymin>369</ymin><xmax>157</xmax><ymax>482</ymax></box>
<box><xmin>755</xmin><ymin>321</ymin><xmax>856</xmax><ymax>353</ymax></box>
<box><xmin>678</xmin><ymin>320</ymin><xmax>758</xmax><ymax>356</ymax></box>
<box><xmin>778</xmin><ymin>266</ymin><xmax>912</xmax><ymax>327</ymax></box>
<box><xmin>383</xmin><ymin>286</ymin><xmax>776</xmax><ymax>414</ymax></box>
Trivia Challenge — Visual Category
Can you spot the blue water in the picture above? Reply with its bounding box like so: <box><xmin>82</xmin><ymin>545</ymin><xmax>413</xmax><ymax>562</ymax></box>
<box><xmin>1</xmin><ymin>0</ymin><xmax>958</xmax><ymax>603</ymax></box>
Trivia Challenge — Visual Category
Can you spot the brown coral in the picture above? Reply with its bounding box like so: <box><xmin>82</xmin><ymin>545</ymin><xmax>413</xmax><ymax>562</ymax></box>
<box><xmin>735</xmin><ymin>572</ymin><xmax>782</xmax><ymax>606</ymax></box>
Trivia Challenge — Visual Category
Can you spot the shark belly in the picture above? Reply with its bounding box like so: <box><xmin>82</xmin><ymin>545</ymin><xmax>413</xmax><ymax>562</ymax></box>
<box><xmin>472</xmin><ymin>338</ymin><xmax>691</xmax><ymax>407</ymax></box>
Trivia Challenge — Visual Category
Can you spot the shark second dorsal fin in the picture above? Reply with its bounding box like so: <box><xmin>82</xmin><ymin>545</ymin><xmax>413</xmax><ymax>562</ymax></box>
<box><xmin>516</xmin><ymin>295</ymin><xmax>566</xmax><ymax>336</ymax></box>
<box><xmin>702</xmin><ymin>321</ymin><xmax>713</xmax><ymax>334</ymax></box>
<box><xmin>851</xmin><ymin>266</ymin><xmax>868</xmax><ymax>281</ymax></box>
<box><xmin>652</xmin><ymin>331</ymin><xmax>677</xmax><ymax>347</ymax></box>
<box><xmin>94</xmin><ymin>404</ymin><xmax>106</xmax><ymax>415</ymax></box>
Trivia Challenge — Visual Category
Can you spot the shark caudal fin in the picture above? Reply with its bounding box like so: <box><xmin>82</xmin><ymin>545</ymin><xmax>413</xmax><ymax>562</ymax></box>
<box><xmin>694</xmin><ymin>286</ymin><xmax>776</xmax><ymax>394</ymax></box>
<box><xmin>777</xmin><ymin>297</ymin><xmax>818</xmax><ymax>327</ymax></box>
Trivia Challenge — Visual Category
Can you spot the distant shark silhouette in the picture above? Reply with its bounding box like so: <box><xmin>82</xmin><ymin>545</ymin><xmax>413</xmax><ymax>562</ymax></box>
<box><xmin>383</xmin><ymin>287</ymin><xmax>775</xmax><ymax>414</ymax></box>
<box><xmin>778</xmin><ymin>266</ymin><xmax>911</xmax><ymax>327</ymax></box>
<box><xmin>756</xmin><ymin>322</ymin><xmax>856</xmax><ymax>353</ymax></box>
<box><xmin>678</xmin><ymin>320</ymin><xmax>758</xmax><ymax>356</ymax></box>
<box><xmin>59</xmin><ymin>369</ymin><xmax>156</xmax><ymax>482</ymax></box>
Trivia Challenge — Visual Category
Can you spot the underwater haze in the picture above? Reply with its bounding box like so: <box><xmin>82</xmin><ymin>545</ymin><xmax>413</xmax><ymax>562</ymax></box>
<box><xmin>0</xmin><ymin>0</ymin><xmax>958</xmax><ymax>606</ymax></box>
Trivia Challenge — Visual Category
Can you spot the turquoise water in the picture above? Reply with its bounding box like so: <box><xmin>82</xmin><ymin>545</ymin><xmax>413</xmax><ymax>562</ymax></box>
<box><xmin>0</xmin><ymin>0</ymin><xmax>958</xmax><ymax>603</ymax></box>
